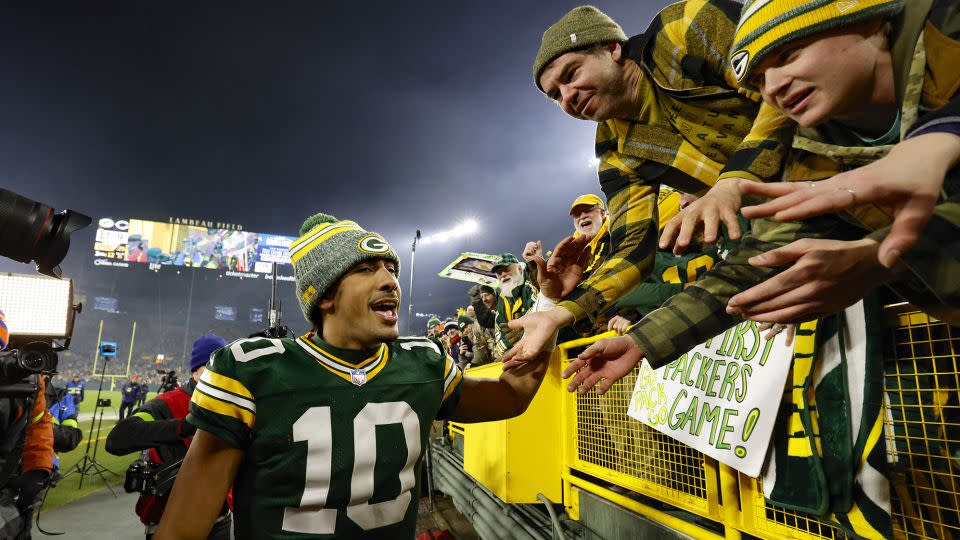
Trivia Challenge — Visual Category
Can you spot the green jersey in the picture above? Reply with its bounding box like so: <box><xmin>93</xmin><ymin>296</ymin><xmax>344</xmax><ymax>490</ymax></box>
<box><xmin>188</xmin><ymin>333</ymin><xmax>464</xmax><ymax>539</ymax></box>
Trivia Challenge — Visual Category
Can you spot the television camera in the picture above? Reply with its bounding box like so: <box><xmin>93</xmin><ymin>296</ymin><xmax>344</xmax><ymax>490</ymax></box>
<box><xmin>0</xmin><ymin>189</ymin><xmax>90</xmax><ymax>393</ymax></box>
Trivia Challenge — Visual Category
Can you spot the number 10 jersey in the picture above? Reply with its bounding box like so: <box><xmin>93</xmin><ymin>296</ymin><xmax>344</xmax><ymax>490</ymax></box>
<box><xmin>187</xmin><ymin>334</ymin><xmax>464</xmax><ymax>539</ymax></box>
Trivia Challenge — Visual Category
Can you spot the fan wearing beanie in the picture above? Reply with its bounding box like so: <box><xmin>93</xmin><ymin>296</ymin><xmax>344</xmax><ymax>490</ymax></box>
<box><xmin>106</xmin><ymin>333</ymin><xmax>232</xmax><ymax>539</ymax></box>
<box><xmin>729</xmin><ymin>0</ymin><xmax>960</xmax><ymax>330</ymax></box>
<box><xmin>510</xmin><ymin>1</ymin><xmax>797</xmax><ymax>366</ymax></box>
<box><xmin>156</xmin><ymin>213</ymin><xmax>553</xmax><ymax>539</ymax></box>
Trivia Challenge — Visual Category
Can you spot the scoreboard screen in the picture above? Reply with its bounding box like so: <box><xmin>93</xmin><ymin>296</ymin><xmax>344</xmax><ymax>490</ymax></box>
<box><xmin>94</xmin><ymin>217</ymin><xmax>296</xmax><ymax>280</ymax></box>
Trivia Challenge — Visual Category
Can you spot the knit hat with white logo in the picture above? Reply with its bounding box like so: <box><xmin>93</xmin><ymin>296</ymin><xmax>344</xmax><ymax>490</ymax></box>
<box><xmin>730</xmin><ymin>0</ymin><xmax>904</xmax><ymax>89</ymax></box>
<box><xmin>533</xmin><ymin>6</ymin><xmax>627</xmax><ymax>92</ymax></box>
<box><xmin>289</xmin><ymin>213</ymin><xmax>400</xmax><ymax>321</ymax></box>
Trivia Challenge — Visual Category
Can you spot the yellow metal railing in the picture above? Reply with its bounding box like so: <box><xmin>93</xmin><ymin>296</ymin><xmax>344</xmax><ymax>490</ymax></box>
<box><xmin>557</xmin><ymin>332</ymin><xmax>730</xmax><ymax>540</ymax></box>
<box><xmin>555</xmin><ymin>310</ymin><xmax>960</xmax><ymax>540</ymax></box>
<box><xmin>450</xmin><ymin>308</ymin><xmax>958</xmax><ymax>539</ymax></box>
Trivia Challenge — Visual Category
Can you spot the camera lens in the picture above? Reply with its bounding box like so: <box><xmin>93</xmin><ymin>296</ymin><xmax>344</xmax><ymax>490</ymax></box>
<box><xmin>0</xmin><ymin>189</ymin><xmax>91</xmax><ymax>278</ymax></box>
<box><xmin>16</xmin><ymin>342</ymin><xmax>58</xmax><ymax>374</ymax></box>
<box><xmin>19</xmin><ymin>350</ymin><xmax>46</xmax><ymax>371</ymax></box>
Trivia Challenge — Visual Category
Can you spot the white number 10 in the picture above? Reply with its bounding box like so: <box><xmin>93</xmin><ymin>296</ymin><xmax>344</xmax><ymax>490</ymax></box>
<box><xmin>281</xmin><ymin>402</ymin><xmax>421</xmax><ymax>534</ymax></box>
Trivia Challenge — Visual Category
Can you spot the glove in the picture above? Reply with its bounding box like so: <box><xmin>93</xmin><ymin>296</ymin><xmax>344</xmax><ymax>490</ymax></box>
<box><xmin>177</xmin><ymin>419</ymin><xmax>198</xmax><ymax>439</ymax></box>
<box><xmin>11</xmin><ymin>469</ymin><xmax>49</xmax><ymax>513</ymax></box>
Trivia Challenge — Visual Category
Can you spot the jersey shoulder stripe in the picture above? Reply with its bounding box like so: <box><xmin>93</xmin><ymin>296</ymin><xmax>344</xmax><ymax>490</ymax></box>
<box><xmin>200</xmin><ymin>367</ymin><xmax>254</xmax><ymax>400</ymax></box>
<box><xmin>193</xmin><ymin>384</ymin><xmax>256</xmax><ymax>428</ymax></box>
<box><xmin>442</xmin><ymin>356</ymin><xmax>462</xmax><ymax>402</ymax></box>
<box><xmin>196</xmin><ymin>379</ymin><xmax>256</xmax><ymax>412</ymax></box>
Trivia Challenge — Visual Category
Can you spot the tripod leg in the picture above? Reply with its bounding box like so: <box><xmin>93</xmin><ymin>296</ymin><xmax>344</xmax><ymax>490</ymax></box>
<box><xmin>92</xmin><ymin>467</ymin><xmax>119</xmax><ymax>498</ymax></box>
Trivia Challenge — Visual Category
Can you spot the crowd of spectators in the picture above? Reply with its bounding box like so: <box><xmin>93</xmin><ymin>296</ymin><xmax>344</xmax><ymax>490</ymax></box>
<box><xmin>422</xmin><ymin>187</ymin><xmax>739</xmax><ymax>369</ymax></box>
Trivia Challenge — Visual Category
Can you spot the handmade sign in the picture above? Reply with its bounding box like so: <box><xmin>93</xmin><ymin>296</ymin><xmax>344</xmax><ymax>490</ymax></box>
<box><xmin>627</xmin><ymin>320</ymin><xmax>793</xmax><ymax>477</ymax></box>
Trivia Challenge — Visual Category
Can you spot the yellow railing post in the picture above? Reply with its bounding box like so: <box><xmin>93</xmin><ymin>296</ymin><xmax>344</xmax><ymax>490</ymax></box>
<box><xmin>718</xmin><ymin>463</ymin><xmax>743</xmax><ymax>539</ymax></box>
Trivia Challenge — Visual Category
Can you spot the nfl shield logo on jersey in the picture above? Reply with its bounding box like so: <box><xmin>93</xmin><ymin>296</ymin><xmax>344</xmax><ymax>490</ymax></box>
<box><xmin>350</xmin><ymin>369</ymin><xmax>367</xmax><ymax>386</ymax></box>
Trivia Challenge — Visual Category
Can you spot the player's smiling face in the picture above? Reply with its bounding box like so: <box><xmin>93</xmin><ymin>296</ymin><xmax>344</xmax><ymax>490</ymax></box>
<box><xmin>320</xmin><ymin>258</ymin><xmax>401</xmax><ymax>349</ymax></box>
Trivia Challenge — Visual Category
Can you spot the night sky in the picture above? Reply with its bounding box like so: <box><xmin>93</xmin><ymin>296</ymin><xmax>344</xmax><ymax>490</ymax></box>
<box><xmin>0</xmin><ymin>1</ymin><xmax>667</xmax><ymax>373</ymax></box>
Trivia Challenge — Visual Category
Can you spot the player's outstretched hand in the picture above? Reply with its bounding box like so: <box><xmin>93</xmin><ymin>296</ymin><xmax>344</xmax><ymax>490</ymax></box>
<box><xmin>659</xmin><ymin>177</ymin><xmax>742</xmax><ymax>255</ymax></box>
<box><xmin>741</xmin><ymin>132</ymin><xmax>960</xmax><ymax>268</ymax></box>
<box><xmin>531</xmin><ymin>235</ymin><xmax>590</xmax><ymax>301</ymax></box>
<box><xmin>561</xmin><ymin>335</ymin><xmax>644</xmax><ymax>395</ymax></box>
<box><xmin>501</xmin><ymin>308</ymin><xmax>571</xmax><ymax>370</ymax></box>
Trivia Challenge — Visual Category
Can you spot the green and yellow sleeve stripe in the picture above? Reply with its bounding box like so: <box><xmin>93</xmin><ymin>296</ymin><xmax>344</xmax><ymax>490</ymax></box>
<box><xmin>441</xmin><ymin>355</ymin><xmax>463</xmax><ymax>403</ymax></box>
<box><xmin>192</xmin><ymin>369</ymin><xmax>256</xmax><ymax>429</ymax></box>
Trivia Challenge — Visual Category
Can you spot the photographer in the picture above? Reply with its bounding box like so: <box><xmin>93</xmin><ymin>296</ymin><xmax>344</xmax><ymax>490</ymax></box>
<box><xmin>106</xmin><ymin>334</ymin><xmax>231</xmax><ymax>539</ymax></box>
<box><xmin>0</xmin><ymin>310</ymin><xmax>54</xmax><ymax>540</ymax></box>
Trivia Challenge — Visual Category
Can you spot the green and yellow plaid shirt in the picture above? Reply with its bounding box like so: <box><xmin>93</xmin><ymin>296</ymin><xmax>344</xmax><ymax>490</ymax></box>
<box><xmin>558</xmin><ymin>0</ymin><xmax>794</xmax><ymax>323</ymax></box>
<box><xmin>630</xmin><ymin>0</ymin><xmax>960</xmax><ymax>367</ymax></box>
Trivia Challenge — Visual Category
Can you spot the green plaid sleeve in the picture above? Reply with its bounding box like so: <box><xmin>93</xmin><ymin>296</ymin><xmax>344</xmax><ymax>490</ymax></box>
<box><xmin>718</xmin><ymin>102</ymin><xmax>795</xmax><ymax>182</ymax></box>
<box><xmin>627</xmin><ymin>215</ymin><xmax>853</xmax><ymax>367</ymax></box>
<box><xmin>866</xmin><ymin>196</ymin><xmax>960</xmax><ymax>316</ymax></box>
<box><xmin>557</xmin><ymin>137</ymin><xmax>658</xmax><ymax>322</ymax></box>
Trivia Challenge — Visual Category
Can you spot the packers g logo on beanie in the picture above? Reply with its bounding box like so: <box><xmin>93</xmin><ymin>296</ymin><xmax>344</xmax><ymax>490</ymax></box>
<box><xmin>730</xmin><ymin>0</ymin><xmax>904</xmax><ymax>88</ymax></box>
<box><xmin>290</xmin><ymin>213</ymin><xmax>400</xmax><ymax>321</ymax></box>
<box><xmin>358</xmin><ymin>235</ymin><xmax>391</xmax><ymax>254</ymax></box>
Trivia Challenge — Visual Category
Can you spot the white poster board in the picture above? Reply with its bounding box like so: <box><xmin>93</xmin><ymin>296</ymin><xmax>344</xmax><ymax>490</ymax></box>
<box><xmin>627</xmin><ymin>320</ymin><xmax>793</xmax><ymax>477</ymax></box>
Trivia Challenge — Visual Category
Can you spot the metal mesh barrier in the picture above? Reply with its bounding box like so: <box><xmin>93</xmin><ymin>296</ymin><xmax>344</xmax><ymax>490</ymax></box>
<box><xmin>561</xmin><ymin>339</ymin><xmax>718</xmax><ymax>521</ymax></box>
<box><xmin>560</xmin><ymin>309</ymin><xmax>960</xmax><ymax>540</ymax></box>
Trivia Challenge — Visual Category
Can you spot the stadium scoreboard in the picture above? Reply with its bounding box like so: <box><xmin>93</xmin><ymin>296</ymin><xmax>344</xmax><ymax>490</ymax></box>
<box><xmin>93</xmin><ymin>217</ymin><xmax>296</xmax><ymax>280</ymax></box>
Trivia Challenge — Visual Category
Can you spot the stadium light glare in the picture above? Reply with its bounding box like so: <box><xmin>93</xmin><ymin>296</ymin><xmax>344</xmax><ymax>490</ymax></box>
<box><xmin>0</xmin><ymin>273</ymin><xmax>74</xmax><ymax>341</ymax></box>
<box><xmin>458</xmin><ymin>219</ymin><xmax>478</xmax><ymax>234</ymax></box>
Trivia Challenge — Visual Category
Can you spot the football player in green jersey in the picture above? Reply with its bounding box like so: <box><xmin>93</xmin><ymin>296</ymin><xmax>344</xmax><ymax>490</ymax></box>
<box><xmin>155</xmin><ymin>213</ymin><xmax>552</xmax><ymax>540</ymax></box>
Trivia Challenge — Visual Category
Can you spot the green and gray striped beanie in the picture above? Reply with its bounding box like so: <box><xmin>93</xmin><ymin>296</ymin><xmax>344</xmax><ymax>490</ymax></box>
<box><xmin>289</xmin><ymin>213</ymin><xmax>400</xmax><ymax>321</ymax></box>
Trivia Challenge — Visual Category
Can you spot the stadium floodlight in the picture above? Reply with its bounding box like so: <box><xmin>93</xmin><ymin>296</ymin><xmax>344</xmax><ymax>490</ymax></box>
<box><xmin>419</xmin><ymin>218</ymin><xmax>481</xmax><ymax>245</ymax></box>
<box><xmin>0</xmin><ymin>273</ymin><xmax>76</xmax><ymax>347</ymax></box>
<box><xmin>458</xmin><ymin>219</ymin><xmax>478</xmax><ymax>234</ymax></box>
